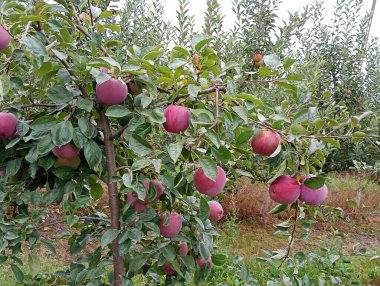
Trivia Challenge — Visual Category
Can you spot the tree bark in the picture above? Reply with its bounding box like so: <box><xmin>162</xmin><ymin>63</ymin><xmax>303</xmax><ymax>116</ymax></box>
<box><xmin>99</xmin><ymin>109</ymin><xmax>125</xmax><ymax>286</ymax></box>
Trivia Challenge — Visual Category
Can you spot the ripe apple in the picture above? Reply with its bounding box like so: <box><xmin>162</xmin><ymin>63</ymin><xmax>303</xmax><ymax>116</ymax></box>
<box><xmin>52</xmin><ymin>143</ymin><xmax>80</xmax><ymax>160</ymax></box>
<box><xmin>159</xmin><ymin>212</ymin><xmax>183</xmax><ymax>238</ymax></box>
<box><xmin>208</xmin><ymin>201</ymin><xmax>224</xmax><ymax>222</ymax></box>
<box><xmin>143</xmin><ymin>179</ymin><xmax>164</xmax><ymax>203</ymax></box>
<box><xmin>269</xmin><ymin>175</ymin><xmax>301</xmax><ymax>204</ymax></box>
<box><xmin>127</xmin><ymin>81</ymin><xmax>144</xmax><ymax>95</ymax></box>
<box><xmin>0</xmin><ymin>170</ymin><xmax>5</xmax><ymax>177</ymax></box>
<box><xmin>299</xmin><ymin>176</ymin><xmax>329</xmax><ymax>205</ymax></box>
<box><xmin>54</xmin><ymin>156</ymin><xmax>81</xmax><ymax>168</ymax></box>
<box><xmin>0</xmin><ymin>26</ymin><xmax>11</xmax><ymax>51</ymax></box>
<box><xmin>96</xmin><ymin>78</ymin><xmax>128</xmax><ymax>106</ymax></box>
<box><xmin>126</xmin><ymin>193</ymin><xmax>148</xmax><ymax>213</ymax></box>
<box><xmin>253</xmin><ymin>53</ymin><xmax>263</xmax><ymax>62</ymax></box>
<box><xmin>0</xmin><ymin>112</ymin><xmax>18</xmax><ymax>140</ymax></box>
<box><xmin>163</xmin><ymin>105</ymin><xmax>191</xmax><ymax>133</ymax></box>
<box><xmin>178</xmin><ymin>242</ymin><xmax>189</xmax><ymax>256</ymax></box>
<box><xmin>196</xmin><ymin>257</ymin><xmax>213</xmax><ymax>271</ymax></box>
<box><xmin>344</xmin><ymin>89</ymin><xmax>352</xmax><ymax>95</ymax></box>
<box><xmin>255</xmin><ymin>60</ymin><xmax>264</xmax><ymax>67</ymax></box>
<box><xmin>162</xmin><ymin>261</ymin><xmax>175</xmax><ymax>275</ymax></box>
<box><xmin>192</xmin><ymin>54</ymin><xmax>201</xmax><ymax>62</ymax></box>
<box><xmin>194</xmin><ymin>166</ymin><xmax>226</xmax><ymax>196</ymax></box>
<box><xmin>251</xmin><ymin>129</ymin><xmax>281</xmax><ymax>157</ymax></box>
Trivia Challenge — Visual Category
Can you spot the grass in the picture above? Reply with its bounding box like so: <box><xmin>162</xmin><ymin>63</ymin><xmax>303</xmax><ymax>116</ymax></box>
<box><xmin>1</xmin><ymin>173</ymin><xmax>379</xmax><ymax>285</ymax></box>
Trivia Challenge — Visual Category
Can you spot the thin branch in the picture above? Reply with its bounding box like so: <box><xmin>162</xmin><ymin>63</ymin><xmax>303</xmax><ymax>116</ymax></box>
<box><xmin>279</xmin><ymin>203</ymin><xmax>299</xmax><ymax>268</ymax></box>
<box><xmin>87</xmin><ymin>0</ymin><xmax>94</xmax><ymax>27</ymax></box>
<box><xmin>209</xmin><ymin>88</ymin><xmax>220</xmax><ymax>129</ymax></box>
<box><xmin>116</xmin><ymin>166</ymin><xmax>130</xmax><ymax>172</ymax></box>
<box><xmin>71</xmin><ymin>3</ymin><xmax>108</xmax><ymax>56</ymax></box>
<box><xmin>112</xmin><ymin>124</ymin><xmax>129</xmax><ymax>139</ymax></box>
<box><xmin>157</xmin><ymin>86</ymin><xmax>171</xmax><ymax>94</ymax></box>
<box><xmin>80</xmin><ymin>216</ymin><xmax>110</xmax><ymax>223</ymax></box>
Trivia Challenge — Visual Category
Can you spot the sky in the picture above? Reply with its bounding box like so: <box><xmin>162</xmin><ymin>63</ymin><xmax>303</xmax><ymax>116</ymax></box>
<box><xmin>122</xmin><ymin>0</ymin><xmax>380</xmax><ymax>39</ymax></box>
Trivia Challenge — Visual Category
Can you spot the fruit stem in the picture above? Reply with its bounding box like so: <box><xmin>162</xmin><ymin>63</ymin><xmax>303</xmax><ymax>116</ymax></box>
<box><xmin>99</xmin><ymin>108</ymin><xmax>125</xmax><ymax>285</ymax></box>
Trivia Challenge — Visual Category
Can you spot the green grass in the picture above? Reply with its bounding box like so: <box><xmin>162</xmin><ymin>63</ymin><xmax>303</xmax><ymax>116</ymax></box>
<box><xmin>1</xmin><ymin>173</ymin><xmax>379</xmax><ymax>285</ymax></box>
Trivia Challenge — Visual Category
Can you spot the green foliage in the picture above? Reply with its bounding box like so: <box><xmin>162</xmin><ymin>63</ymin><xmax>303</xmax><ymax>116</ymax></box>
<box><xmin>0</xmin><ymin>0</ymin><xmax>378</xmax><ymax>285</ymax></box>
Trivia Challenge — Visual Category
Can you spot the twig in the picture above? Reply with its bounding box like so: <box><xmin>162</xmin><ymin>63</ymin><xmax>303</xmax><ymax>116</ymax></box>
<box><xmin>87</xmin><ymin>0</ymin><xmax>94</xmax><ymax>27</ymax></box>
<box><xmin>157</xmin><ymin>86</ymin><xmax>171</xmax><ymax>94</ymax></box>
<box><xmin>112</xmin><ymin>124</ymin><xmax>129</xmax><ymax>139</ymax></box>
<box><xmin>209</xmin><ymin>88</ymin><xmax>220</xmax><ymax>129</ymax></box>
<box><xmin>80</xmin><ymin>216</ymin><xmax>110</xmax><ymax>223</ymax></box>
<box><xmin>71</xmin><ymin>4</ymin><xmax>108</xmax><ymax>56</ymax></box>
<box><xmin>116</xmin><ymin>166</ymin><xmax>130</xmax><ymax>172</ymax></box>
<box><xmin>279</xmin><ymin>203</ymin><xmax>299</xmax><ymax>268</ymax></box>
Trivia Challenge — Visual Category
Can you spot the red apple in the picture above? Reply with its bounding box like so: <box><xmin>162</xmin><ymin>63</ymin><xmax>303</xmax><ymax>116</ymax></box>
<box><xmin>299</xmin><ymin>176</ymin><xmax>329</xmax><ymax>205</ymax></box>
<box><xmin>162</xmin><ymin>261</ymin><xmax>175</xmax><ymax>275</ymax></box>
<box><xmin>178</xmin><ymin>242</ymin><xmax>189</xmax><ymax>256</ymax></box>
<box><xmin>54</xmin><ymin>156</ymin><xmax>81</xmax><ymax>168</ymax></box>
<box><xmin>269</xmin><ymin>175</ymin><xmax>300</xmax><ymax>204</ymax></box>
<box><xmin>52</xmin><ymin>143</ymin><xmax>80</xmax><ymax>160</ymax></box>
<box><xmin>127</xmin><ymin>81</ymin><xmax>143</xmax><ymax>95</ymax></box>
<box><xmin>163</xmin><ymin>105</ymin><xmax>191</xmax><ymax>133</ymax></box>
<box><xmin>143</xmin><ymin>179</ymin><xmax>164</xmax><ymax>203</ymax></box>
<box><xmin>344</xmin><ymin>89</ymin><xmax>352</xmax><ymax>95</ymax></box>
<box><xmin>208</xmin><ymin>201</ymin><xmax>224</xmax><ymax>222</ymax></box>
<box><xmin>194</xmin><ymin>166</ymin><xmax>226</xmax><ymax>196</ymax></box>
<box><xmin>192</xmin><ymin>54</ymin><xmax>201</xmax><ymax>62</ymax></box>
<box><xmin>0</xmin><ymin>170</ymin><xmax>5</xmax><ymax>177</ymax></box>
<box><xmin>253</xmin><ymin>53</ymin><xmax>263</xmax><ymax>62</ymax></box>
<box><xmin>126</xmin><ymin>193</ymin><xmax>148</xmax><ymax>213</ymax></box>
<box><xmin>0</xmin><ymin>112</ymin><xmax>18</xmax><ymax>140</ymax></box>
<box><xmin>196</xmin><ymin>257</ymin><xmax>213</xmax><ymax>271</ymax></box>
<box><xmin>0</xmin><ymin>26</ymin><xmax>11</xmax><ymax>51</ymax></box>
<box><xmin>159</xmin><ymin>212</ymin><xmax>182</xmax><ymax>238</ymax></box>
<box><xmin>255</xmin><ymin>60</ymin><xmax>264</xmax><ymax>67</ymax></box>
<box><xmin>251</xmin><ymin>129</ymin><xmax>281</xmax><ymax>157</ymax></box>
<box><xmin>96</xmin><ymin>78</ymin><xmax>128</xmax><ymax>106</ymax></box>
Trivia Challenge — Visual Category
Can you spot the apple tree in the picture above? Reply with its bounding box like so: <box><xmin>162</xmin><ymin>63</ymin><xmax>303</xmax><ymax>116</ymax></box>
<box><xmin>0</xmin><ymin>0</ymin><xmax>375</xmax><ymax>285</ymax></box>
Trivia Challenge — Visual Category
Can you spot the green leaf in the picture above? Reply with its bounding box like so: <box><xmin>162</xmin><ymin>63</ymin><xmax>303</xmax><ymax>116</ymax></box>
<box><xmin>141</xmin><ymin>109</ymin><xmax>165</xmax><ymax>124</ymax></box>
<box><xmin>22</xmin><ymin>35</ymin><xmax>47</xmax><ymax>58</ymax></box>
<box><xmin>6</xmin><ymin>158</ymin><xmax>22</xmax><ymax>177</ymax></box>
<box><xmin>11</xmin><ymin>264</ymin><xmax>24</xmax><ymax>282</ymax></box>
<box><xmin>188</xmin><ymin>84</ymin><xmax>201</xmax><ymax>97</ymax></box>
<box><xmin>263</xmin><ymin>54</ymin><xmax>282</xmax><ymax>68</ymax></box>
<box><xmin>269</xmin><ymin>204</ymin><xmax>289</xmax><ymax>214</ymax></box>
<box><xmin>84</xmin><ymin>140</ymin><xmax>102</xmax><ymax>169</ymax></box>
<box><xmin>232</xmin><ymin>106</ymin><xmax>249</xmax><ymax>123</ymax></box>
<box><xmin>162</xmin><ymin>245</ymin><xmax>176</xmax><ymax>261</ymax></box>
<box><xmin>199</xmin><ymin>197</ymin><xmax>210</xmax><ymax>221</ymax></box>
<box><xmin>105</xmin><ymin>105</ymin><xmax>131</xmax><ymax>118</ymax></box>
<box><xmin>167</xmin><ymin>141</ymin><xmax>183</xmax><ymax>163</ymax></box>
<box><xmin>129</xmin><ymin>134</ymin><xmax>153</xmax><ymax>157</ymax></box>
<box><xmin>51</xmin><ymin>121</ymin><xmax>74</xmax><ymax>147</ymax></box>
<box><xmin>211</xmin><ymin>146</ymin><xmax>232</xmax><ymax>163</ymax></box>
<box><xmin>304</xmin><ymin>177</ymin><xmax>326</xmax><ymax>190</ymax></box>
<box><xmin>128</xmin><ymin>255</ymin><xmax>147</xmax><ymax>272</ymax></box>
<box><xmin>90</xmin><ymin>182</ymin><xmax>104</xmax><ymax>200</ymax></box>
<box><xmin>46</xmin><ymin>86</ymin><xmax>73</xmax><ymax>104</ymax></box>
<box><xmin>199</xmin><ymin>157</ymin><xmax>217</xmax><ymax>181</ymax></box>
<box><xmin>75</xmin><ymin>97</ymin><xmax>93</xmax><ymax>112</ymax></box>
<box><xmin>168</xmin><ymin>58</ymin><xmax>187</xmax><ymax>69</ymax></box>
<box><xmin>101</xmin><ymin>229</ymin><xmax>120</xmax><ymax>248</ymax></box>
<box><xmin>131</xmin><ymin>159</ymin><xmax>152</xmax><ymax>171</ymax></box>
<box><xmin>78</xmin><ymin>118</ymin><xmax>97</xmax><ymax>139</ymax></box>
<box><xmin>212</xmin><ymin>253</ymin><xmax>227</xmax><ymax>266</ymax></box>
<box><xmin>192</xmin><ymin>35</ymin><xmax>213</xmax><ymax>52</ymax></box>
<box><xmin>235</xmin><ymin>93</ymin><xmax>264</xmax><ymax>107</ymax></box>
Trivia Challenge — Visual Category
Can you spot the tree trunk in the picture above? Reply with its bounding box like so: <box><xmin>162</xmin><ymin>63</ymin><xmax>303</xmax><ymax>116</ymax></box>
<box><xmin>99</xmin><ymin>109</ymin><xmax>125</xmax><ymax>286</ymax></box>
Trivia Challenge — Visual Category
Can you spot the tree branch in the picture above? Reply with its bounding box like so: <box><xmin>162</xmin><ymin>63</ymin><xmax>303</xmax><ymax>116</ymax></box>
<box><xmin>279</xmin><ymin>203</ymin><xmax>298</xmax><ymax>268</ymax></box>
<box><xmin>87</xmin><ymin>0</ymin><xmax>94</xmax><ymax>27</ymax></box>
